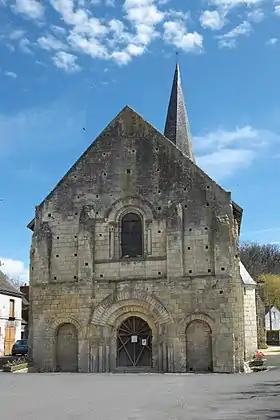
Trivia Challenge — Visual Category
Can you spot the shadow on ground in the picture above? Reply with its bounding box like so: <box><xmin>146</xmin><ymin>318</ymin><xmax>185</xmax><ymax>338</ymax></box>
<box><xmin>230</xmin><ymin>380</ymin><xmax>280</xmax><ymax>419</ymax></box>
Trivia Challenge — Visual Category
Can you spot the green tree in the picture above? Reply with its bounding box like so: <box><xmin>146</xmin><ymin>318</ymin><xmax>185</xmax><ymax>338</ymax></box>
<box><xmin>259</xmin><ymin>273</ymin><xmax>280</xmax><ymax>309</ymax></box>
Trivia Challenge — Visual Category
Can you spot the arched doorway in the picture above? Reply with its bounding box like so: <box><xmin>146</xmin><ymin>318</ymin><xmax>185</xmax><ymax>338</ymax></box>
<box><xmin>117</xmin><ymin>316</ymin><xmax>152</xmax><ymax>369</ymax></box>
<box><xmin>56</xmin><ymin>323</ymin><xmax>78</xmax><ymax>372</ymax></box>
<box><xmin>186</xmin><ymin>320</ymin><xmax>212</xmax><ymax>372</ymax></box>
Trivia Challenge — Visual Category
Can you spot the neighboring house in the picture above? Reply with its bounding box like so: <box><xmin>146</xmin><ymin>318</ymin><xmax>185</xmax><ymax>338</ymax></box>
<box><xmin>265</xmin><ymin>306</ymin><xmax>280</xmax><ymax>331</ymax></box>
<box><xmin>0</xmin><ymin>271</ymin><xmax>23</xmax><ymax>355</ymax></box>
<box><xmin>20</xmin><ymin>284</ymin><xmax>29</xmax><ymax>339</ymax></box>
<box><xmin>27</xmin><ymin>63</ymin><xmax>257</xmax><ymax>374</ymax></box>
<box><xmin>240</xmin><ymin>262</ymin><xmax>258</xmax><ymax>360</ymax></box>
<box><xmin>265</xmin><ymin>306</ymin><xmax>280</xmax><ymax>345</ymax></box>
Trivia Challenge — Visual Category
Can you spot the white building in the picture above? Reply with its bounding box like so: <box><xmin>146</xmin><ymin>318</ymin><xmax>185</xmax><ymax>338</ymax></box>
<box><xmin>265</xmin><ymin>306</ymin><xmax>280</xmax><ymax>331</ymax></box>
<box><xmin>0</xmin><ymin>271</ymin><xmax>23</xmax><ymax>356</ymax></box>
<box><xmin>240</xmin><ymin>262</ymin><xmax>258</xmax><ymax>359</ymax></box>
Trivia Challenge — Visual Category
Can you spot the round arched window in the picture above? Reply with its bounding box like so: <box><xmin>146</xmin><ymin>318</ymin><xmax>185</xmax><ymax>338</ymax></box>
<box><xmin>121</xmin><ymin>213</ymin><xmax>143</xmax><ymax>257</ymax></box>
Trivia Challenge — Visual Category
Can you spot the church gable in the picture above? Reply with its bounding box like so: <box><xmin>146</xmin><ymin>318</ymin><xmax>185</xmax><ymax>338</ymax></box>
<box><xmin>28</xmin><ymin>104</ymin><xmax>239</xmax><ymax>283</ymax></box>
<box><xmin>29</xmin><ymin>104</ymin><xmax>232</xmax><ymax>230</ymax></box>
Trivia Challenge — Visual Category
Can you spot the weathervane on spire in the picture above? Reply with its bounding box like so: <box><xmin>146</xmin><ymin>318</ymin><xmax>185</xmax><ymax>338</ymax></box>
<box><xmin>175</xmin><ymin>51</ymin><xmax>179</xmax><ymax>64</ymax></box>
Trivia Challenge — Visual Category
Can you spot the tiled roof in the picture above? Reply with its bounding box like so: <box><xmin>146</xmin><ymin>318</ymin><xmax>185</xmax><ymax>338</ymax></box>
<box><xmin>0</xmin><ymin>271</ymin><xmax>24</xmax><ymax>297</ymax></box>
<box><xmin>164</xmin><ymin>63</ymin><xmax>195</xmax><ymax>162</ymax></box>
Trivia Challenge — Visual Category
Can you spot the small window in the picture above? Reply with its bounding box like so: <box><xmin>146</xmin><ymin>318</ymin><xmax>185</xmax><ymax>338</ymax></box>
<box><xmin>9</xmin><ymin>299</ymin><xmax>15</xmax><ymax>318</ymax></box>
<box><xmin>121</xmin><ymin>212</ymin><xmax>143</xmax><ymax>258</ymax></box>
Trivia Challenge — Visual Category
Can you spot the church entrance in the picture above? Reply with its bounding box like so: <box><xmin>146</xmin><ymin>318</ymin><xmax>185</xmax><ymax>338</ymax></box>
<box><xmin>117</xmin><ymin>316</ymin><xmax>152</xmax><ymax>370</ymax></box>
<box><xmin>55</xmin><ymin>323</ymin><xmax>78</xmax><ymax>372</ymax></box>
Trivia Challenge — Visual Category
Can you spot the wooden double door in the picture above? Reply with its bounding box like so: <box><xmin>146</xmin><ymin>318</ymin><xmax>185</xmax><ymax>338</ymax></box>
<box><xmin>4</xmin><ymin>327</ymin><xmax>15</xmax><ymax>355</ymax></box>
<box><xmin>117</xmin><ymin>316</ymin><xmax>152</xmax><ymax>370</ymax></box>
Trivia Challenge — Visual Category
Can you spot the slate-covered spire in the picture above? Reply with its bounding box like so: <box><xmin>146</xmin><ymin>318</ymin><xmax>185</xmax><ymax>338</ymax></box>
<box><xmin>164</xmin><ymin>63</ymin><xmax>195</xmax><ymax>162</ymax></box>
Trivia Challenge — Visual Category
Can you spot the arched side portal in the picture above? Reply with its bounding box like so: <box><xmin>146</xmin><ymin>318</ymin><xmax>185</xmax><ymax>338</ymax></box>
<box><xmin>186</xmin><ymin>320</ymin><xmax>213</xmax><ymax>372</ymax></box>
<box><xmin>56</xmin><ymin>323</ymin><xmax>78</xmax><ymax>372</ymax></box>
<box><xmin>117</xmin><ymin>316</ymin><xmax>152</xmax><ymax>368</ymax></box>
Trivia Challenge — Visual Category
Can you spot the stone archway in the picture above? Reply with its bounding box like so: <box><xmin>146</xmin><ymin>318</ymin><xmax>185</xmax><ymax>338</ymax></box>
<box><xmin>117</xmin><ymin>316</ymin><xmax>152</xmax><ymax>369</ymax></box>
<box><xmin>92</xmin><ymin>291</ymin><xmax>173</xmax><ymax>326</ymax></box>
<box><xmin>186</xmin><ymin>320</ymin><xmax>212</xmax><ymax>372</ymax></box>
<box><xmin>91</xmin><ymin>292</ymin><xmax>174</xmax><ymax>372</ymax></box>
<box><xmin>56</xmin><ymin>323</ymin><xmax>78</xmax><ymax>372</ymax></box>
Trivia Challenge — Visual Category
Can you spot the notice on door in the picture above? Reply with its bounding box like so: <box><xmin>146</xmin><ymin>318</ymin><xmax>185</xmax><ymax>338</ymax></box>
<box><xmin>141</xmin><ymin>339</ymin><xmax>147</xmax><ymax>346</ymax></box>
<box><xmin>131</xmin><ymin>335</ymin><xmax>138</xmax><ymax>343</ymax></box>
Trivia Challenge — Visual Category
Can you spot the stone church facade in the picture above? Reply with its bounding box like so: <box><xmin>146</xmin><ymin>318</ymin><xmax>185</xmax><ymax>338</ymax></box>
<box><xmin>27</xmin><ymin>64</ymin><xmax>257</xmax><ymax>373</ymax></box>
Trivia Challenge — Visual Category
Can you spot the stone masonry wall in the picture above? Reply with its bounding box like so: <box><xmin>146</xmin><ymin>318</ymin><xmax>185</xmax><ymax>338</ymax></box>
<box><xmin>29</xmin><ymin>106</ymin><xmax>245</xmax><ymax>373</ymax></box>
<box><xmin>243</xmin><ymin>286</ymin><xmax>258</xmax><ymax>360</ymax></box>
<box><xmin>30</xmin><ymin>275</ymin><xmax>242</xmax><ymax>373</ymax></box>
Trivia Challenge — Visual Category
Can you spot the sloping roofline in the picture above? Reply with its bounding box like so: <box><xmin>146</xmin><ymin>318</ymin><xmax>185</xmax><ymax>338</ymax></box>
<box><xmin>0</xmin><ymin>271</ymin><xmax>24</xmax><ymax>298</ymax></box>
<box><xmin>232</xmin><ymin>200</ymin><xmax>243</xmax><ymax>234</ymax></box>
<box><xmin>27</xmin><ymin>105</ymin><xmax>243</xmax><ymax>231</ymax></box>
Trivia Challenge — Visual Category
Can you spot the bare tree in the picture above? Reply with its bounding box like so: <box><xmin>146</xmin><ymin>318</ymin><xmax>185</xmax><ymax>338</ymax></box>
<box><xmin>239</xmin><ymin>241</ymin><xmax>280</xmax><ymax>278</ymax></box>
<box><xmin>0</xmin><ymin>261</ymin><xmax>25</xmax><ymax>290</ymax></box>
<box><xmin>8</xmin><ymin>276</ymin><xmax>25</xmax><ymax>290</ymax></box>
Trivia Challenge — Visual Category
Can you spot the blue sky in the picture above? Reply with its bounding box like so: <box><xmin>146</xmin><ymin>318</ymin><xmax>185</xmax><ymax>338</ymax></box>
<box><xmin>0</xmin><ymin>0</ymin><xmax>280</xmax><ymax>283</ymax></box>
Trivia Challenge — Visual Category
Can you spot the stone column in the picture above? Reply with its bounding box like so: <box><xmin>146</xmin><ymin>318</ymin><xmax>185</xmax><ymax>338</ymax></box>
<box><xmin>166</xmin><ymin>204</ymin><xmax>184</xmax><ymax>278</ymax></box>
<box><xmin>78</xmin><ymin>206</ymin><xmax>95</xmax><ymax>281</ymax></box>
<box><xmin>78</xmin><ymin>339</ymin><xmax>90</xmax><ymax>372</ymax></box>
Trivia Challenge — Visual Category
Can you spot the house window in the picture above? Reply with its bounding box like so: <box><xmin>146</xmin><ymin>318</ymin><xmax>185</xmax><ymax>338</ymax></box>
<box><xmin>121</xmin><ymin>212</ymin><xmax>143</xmax><ymax>257</ymax></box>
<box><xmin>9</xmin><ymin>299</ymin><xmax>15</xmax><ymax>319</ymax></box>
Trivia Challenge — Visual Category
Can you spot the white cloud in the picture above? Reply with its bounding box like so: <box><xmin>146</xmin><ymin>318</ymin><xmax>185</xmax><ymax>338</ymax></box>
<box><xmin>275</xmin><ymin>4</ymin><xmax>280</xmax><ymax>16</ymax></box>
<box><xmin>195</xmin><ymin>125</ymin><xmax>264</xmax><ymax>152</ymax></box>
<box><xmin>218</xmin><ymin>21</ymin><xmax>252</xmax><ymax>48</ymax></box>
<box><xmin>9</xmin><ymin>29</ymin><xmax>25</xmax><ymax>40</ymax></box>
<box><xmin>0</xmin><ymin>257</ymin><xmax>29</xmax><ymax>284</ymax></box>
<box><xmin>51</xmin><ymin>25</ymin><xmax>68</xmax><ymax>37</ymax></box>
<box><xmin>247</xmin><ymin>8</ymin><xmax>265</xmax><ymax>23</ymax></box>
<box><xmin>123</xmin><ymin>0</ymin><xmax>165</xmax><ymax>55</ymax></box>
<box><xmin>47</xmin><ymin>0</ymin><xmax>167</xmax><ymax>65</ymax></box>
<box><xmin>266</xmin><ymin>37</ymin><xmax>278</xmax><ymax>45</ymax></box>
<box><xmin>19</xmin><ymin>38</ymin><xmax>33</xmax><ymax>54</ymax></box>
<box><xmin>166</xmin><ymin>9</ymin><xmax>190</xmax><ymax>20</ymax></box>
<box><xmin>126</xmin><ymin>43</ymin><xmax>146</xmax><ymax>56</ymax></box>
<box><xmin>52</xmin><ymin>51</ymin><xmax>81</xmax><ymax>72</ymax></box>
<box><xmin>210</xmin><ymin>0</ymin><xmax>263</xmax><ymax>7</ymax></box>
<box><xmin>194</xmin><ymin>125</ymin><xmax>280</xmax><ymax>179</ymax></box>
<box><xmin>37</xmin><ymin>35</ymin><xmax>68</xmax><ymax>51</ymax></box>
<box><xmin>13</xmin><ymin>0</ymin><xmax>44</xmax><ymax>19</ymax></box>
<box><xmin>218</xmin><ymin>38</ymin><xmax>236</xmax><ymax>48</ymax></box>
<box><xmin>200</xmin><ymin>10</ymin><xmax>226</xmax><ymax>30</ymax></box>
<box><xmin>0</xmin><ymin>0</ymin><xmax>269</xmax><ymax>69</ymax></box>
<box><xmin>163</xmin><ymin>21</ymin><xmax>203</xmax><ymax>52</ymax></box>
<box><xmin>111</xmin><ymin>50</ymin><xmax>131</xmax><ymax>64</ymax></box>
<box><xmin>4</xmin><ymin>71</ymin><xmax>17</xmax><ymax>78</ymax></box>
<box><xmin>197</xmin><ymin>148</ymin><xmax>255</xmax><ymax>179</ymax></box>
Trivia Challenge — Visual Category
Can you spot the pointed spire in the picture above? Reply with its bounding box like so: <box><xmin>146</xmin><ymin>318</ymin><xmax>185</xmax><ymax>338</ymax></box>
<box><xmin>164</xmin><ymin>62</ymin><xmax>195</xmax><ymax>162</ymax></box>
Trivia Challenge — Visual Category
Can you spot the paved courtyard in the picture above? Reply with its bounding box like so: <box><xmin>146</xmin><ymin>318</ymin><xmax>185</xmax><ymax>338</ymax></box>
<box><xmin>1</xmin><ymin>369</ymin><xmax>280</xmax><ymax>420</ymax></box>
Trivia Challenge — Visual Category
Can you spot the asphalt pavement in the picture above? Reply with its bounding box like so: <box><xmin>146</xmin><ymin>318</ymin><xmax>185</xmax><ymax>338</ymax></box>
<box><xmin>0</xmin><ymin>347</ymin><xmax>279</xmax><ymax>419</ymax></box>
<box><xmin>0</xmin><ymin>368</ymin><xmax>280</xmax><ymax>420</ymax></box>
